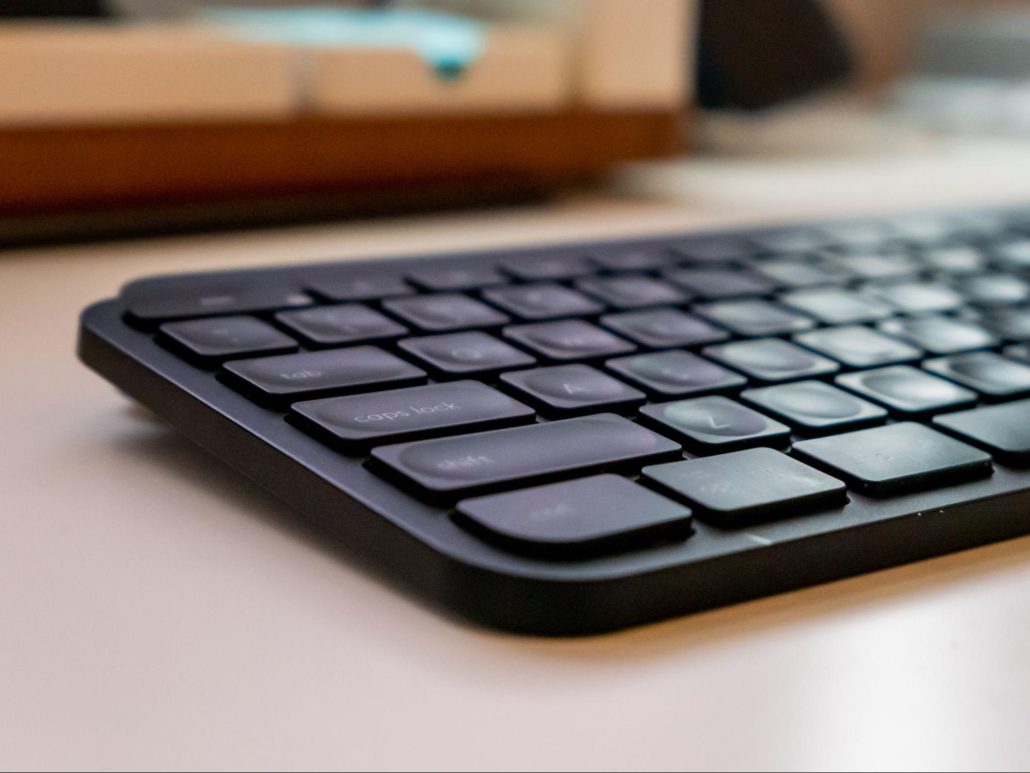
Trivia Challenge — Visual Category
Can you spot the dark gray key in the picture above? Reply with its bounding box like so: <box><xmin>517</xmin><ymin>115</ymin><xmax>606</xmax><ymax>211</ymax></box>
<box><xmin>600</xmin><ymin>309</ymin><xmax>729</xmax><ymax>349</ymax></box>
<box><xmin>457</xmin><ymin>475</ymin><xmax>692</xmax><ymax>556</ymax></box>
<box><xmin>923</xmin><ymin>352</ymin><xmax>1030</xmax><ymax>400</ymax></box>
<box><xmin>664</xmin><ymin>269</ymin><xmax>774</xmax><ymax>299</ymax></box>
<box><xmin>918</xmin><ymin>246</ymin><xmax>988</xmax><ymax>275</ymax></box>
<box><xmin>703</xmin><ymin>339</ymin><xmax>839</xmax><ymax>383</ymax></box>
<box><xmin>158</xmin><ymin>315</ymin><xmax>297</xmax><ymax>365</ymax></box>
<box><xmin>223</xmin><ymin>346</ymin><xmax>426</xmax><ymax>407</ymax></box>
<box><xmin>959</xmin><ymin>274</ymin><xmax>1030</xmax><ymax>306</ymax></box>
<box><xmin>275</xmin><ymin>304</ymin><xmax>407</xmax><ymax>347</ymax></box>
<box><xmin>794</xmin><ymin>422</ymin><xmax>993</xmax><ymax>496</ymax></box>
<box><xmin>830</xmin><ymin>252</ymin><xmax>921</xmax><ymax>281</ymax></box>
<box><xmin>639</xmin><ymin>397</ymin><xmax>790</xmax><ymax>452</ymax></box>
<box><xmin>398</xmin><ymin>332</ymin><xmax>535</xmax><ymax>377</ymax></box>
<box><xmin>995</xmin><ymin>239</ymin><xmax>1030</xmax><ymax>268</ymax></box>
<box><xmin>407</xmin><ymin>265</ymin><xmax>506</xmax><ymax>291</ymax></box>
<box><xmin>741</xmin><ymin>380</ymin><xmax>886</xmax><ymax>435</ymax></box>
<box><xmin>504</xmin><ymin>320</ymin><xmax>635</xmax><ymax>361</ymax></box>
<box><xmin>934</xmin><ymin>399</ymin><xmax>1030</xmax><ymax>466</ymax></box>
<box><xmin>750</xmin><ymin>228</ymin><xmax>833</xmax><ymax>253</ymax></box>
<box><xmin>123</xmin><ymin>276</ymin><xmax>312</xmax><ymax>324</ymax></box>
<box><xmin>575</xmin><ymin>275</ymin><xmax>688</xmax><ymax>309</ymax></box>
<box><xmin>606</xmin><ymin>351</ymin><xmax>746</xmax><ymax>398</ymax></box>
<box><xmin>750</xmin><ymin>258</ymin><xmax>850</xmax><ymax>289</ymax></box>
<box><xmin>879</xmin><ymin>316</ymin><xmax>998</xmax><ymax>355</ymax></box>
<box><xmin>694</xmin><ymin>300</ymin><xmax>816</xmax><ymax>337</ymax></box>
<box><xmin>779</xmin><ymin>288</ymin><xmax>894</xmax><ymax>325</ymax></box>
<box><xmin>794</xmin><ymin>326</ymin><xmax>922</xmax><ymax>369</ymax></box>
<box><xmin>482</xmin><ymin>283</ymin><xmax>602</xmax><ymax>320</ymax></box>
<box><xmin>591</xmin><ymin>247</ymin><xmax>674</xmax><ymax>272</ymax></box>
<box><xmin>674</xmin><ymin>236</ymin><xmax>754</xmax><ymax>263</ymax></box>
<box><xmin>383</xmin><ymin>293</ymin><xmax>509</xmax><ymax>332</ymax></box>
<box><xmin>307</xmin><ymin>273</ymin><xmax>412</xmax><ymax>302</ymax></box>
<box><xmin>500</xmin><ymin>365</ymin><xmax>645</xmax><ymax>416</ymax></box>
<box><xmin>501</xmin><ymin>255</ymin><xmax>594</xmax><ymax>281</ymax></box>
<box><xmin>1007</xmin><ymin>344</ymin><xmax>1030</xmax><ymax>363</ymax></box>
<box><xmin>290</xmin><ymin>381</ymin><xmax>534</xmax><ymax>451</ymax></box>
<box><xmin>836</xmin><ymin>365</ymin><xmax>977</xmax><ymax>416</ymax></box>
<box><xmin>371</xmin><ymin>414</ymin><xmax>681</xmax><ymax>500</ymax></box>
<box><xmin>868</xmin><ymin>282</ymin><xmax>964</xmax><ymax>314</ymax></box>
<box><xmin>643</xmin><ymin>448</ymin><xmax>847</xmax><ymax>525</ymax></box>
<box><xmin>971</xmin><ymin>307</ymin><xmax>1030</xmax><ymax>342</ymax></box>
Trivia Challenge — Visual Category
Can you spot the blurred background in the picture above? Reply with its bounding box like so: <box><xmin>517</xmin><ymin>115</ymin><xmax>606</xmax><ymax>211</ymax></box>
<box><xmin>5</xmin><ymin>0</ymin><xmax>1030</xmax><ymax>244</ymax></box>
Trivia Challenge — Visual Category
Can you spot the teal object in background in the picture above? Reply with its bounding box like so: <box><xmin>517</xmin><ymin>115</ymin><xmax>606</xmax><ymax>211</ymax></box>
<box><xmin>202</xmin><ymin>7</ymin><xmax>485</xmax><ymax>78</ymax></box>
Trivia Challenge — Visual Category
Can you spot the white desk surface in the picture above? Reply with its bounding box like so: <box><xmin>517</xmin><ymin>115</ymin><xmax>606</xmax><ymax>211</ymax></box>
<box><xmin>5</xmin><ymin>130</ymin><xmax>1030</xmax><ymax>771</ymax></box>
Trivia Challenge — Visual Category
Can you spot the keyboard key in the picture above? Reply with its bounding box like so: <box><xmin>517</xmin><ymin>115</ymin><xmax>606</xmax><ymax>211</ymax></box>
<box><xmin>1007</xmin><ymin>344</ymin><xmax>1030</xmax><ymax>363</ymax></box>
<box><xmin>371</xmin><ymin>414</ymin><xmax>681</xmax><ymax>500</ymax></box>
<box><xmin>934</xmin><ymin>399</ymin><xmax>1030</xmax><ymax>466</ymax></box>
<box><xmin>889</xmin><ymin>215</ymin><xmax>959</xmax><ymax>245</ymax></box>
<box><xmin>879</xmin><ymin>316</ymin><xmax>998</xmax><ymax>355</ymax></box>
<box><xmin>750</xmin><ymin>258</ymin><xmax>850</xmax><ymax>289</ymax></box>
<box><xmin>482</xmin><ymin>283</ymin><xmax>603</xmax><ymax>321</ymax></box>
<box><xmin>398</xmin><ymin>332</ymin><xmax>535</xmax><ymax>377</ymax></box>
<box><xmin>275</xmin><ymin>304</ymin><xmax>407</xmax><ymax>347</ymax></box>
<box><xmin>836</xmin><ymin>365</ymin><xmax>977</xmax><ymax>416</ymax></box>
<box><xmin>830</xmin><ymin>251</ymin><xmax>921</xmax><ymax>281</ymax></box>
<box><xmin>703</xmin><ymin>339</ymin><xmax>839</xmax><ymax>383</ymax></box>
<box><xmin>600</xmin><ymin>309</ymin><xmax>729</xmax><ymax>349</ymax></box>
<box><xmin>674</xmin><ymin>236</ymin><xmax>754</xmax><ymax>263</ymax></box>
<box><xmin>750</xmin><ymin>228</ymin><xmax>833</xmax><ymax>253</ymax></box>
<box><xmin>995</xmin><ymin>239</ymin><xmax>1030</xmax><ymax>268</ymax></box>
<box><xmin>456</xmin><ymin>475</ymin><xmax>693</xmax><ymax>556</ymax></box>
<box><xmin>123</xmin><ymin>276</ymin><xmax>311</xmax><ymax>324</ymax></box>
<box><xmin>695</xmin><ymin>300</ymin><xmax>816</xmax><ymax>337</ymax></box>
<box><xmin>223</xmin><ymin>347</ymin><xmax>426</xmax><ymax>407</ymax></box>
<box><xmin>591</xmin><ymin>247</ymin><xmax>674</xmax><ymax>272</ymax></box>
<box><xmin>959</xmin><ymin>274</ymin><xmax>1030</xmax><ymax>307</ymax></box>
<box><xmin>158</xmin><ymin>316</ymin><xmax>298</xmax><ymax>365</ymax></box>
<box><xmin>664</xmin><ymin>269</ymin><xmax>774</xmax><ymax>299</ymax></box>
<box><xmin>919</xmin><ymin>245</ymin><xmax>988</xmax><ymax>275</ymax></box>
<box><xmin>741</xmin><ymin>381</ymin><xmax>887</xmax><ymax>435</ymax></box>
<box><xmin>820</xmin><ymin>221</ymin><xmax>898</xmax><ymax>249</ymax></box>
<box><xmin>606</xmin><ymin>351</ymin><xmax>746</xmax><ymax>398</ymax></box>
<box><xmin>383</xmin><ymin>294</ymin><xmax>509</xmax><ymax>332</ymax></box>
<box><xmin>923</xmin><ymin>352</ymin><xmax>1030</xmax><ymax>400</ymax></box>
<box><xmin>290</xmin><ymin>381</ymin><xmax>534</xmax><ymax>452</ymax></box>
<box><xmin>639</xmin><ymin>397</ymin><xmax>790</xmax><ymax>452</ymax></box>
<box><xmin>794</xmin><ymin>326</ymin><xmax>922</xmax><ymax>369</ymax></box>
<box><xmin>504</xmin><ymin>320</ymin><xmax>635</xmax><ymax>362</ymax></box>
<box><xmin>500</xmin><ymin>365</ymin><xmax>645</xmax><ymax>416</ymax></box>
<box><xmin>868</xmin><ymin>282</ymin><xmax>965</xmax><ymax>314</ymax></box>
<box><xmin>794</xmin><ymin>422</ymin><xmax>992</xmax><ymax>496</ymax></box>
<box><xmin>407</xmin><ymin>265</ymin><xmax>507</xmax><ymax>291</ymax></box>
<box><xmin>501</xmin><ymin>255</ymin><xmax>594</xmax><ymax>281</ymax></box>
<box><xmin>575</xmin><ymin>275</ymin><xmax>688</xmax><ymax>309</ymax></box>
<box><xmin>643</xmin><ymin>448</ymin><xmax>847</xmax><ymax>525</ymax></box>
<box><xmin>306</xmin><ymin>273</ymin><xmax>412</xmax><ymax>302</ymax></box>
<box><xmin>779</xmin><ymin>288</ymin><xmax>894</xmax><ymax>325</ymax></box>
<box><xmin>970</xmin><ymin>307</ymin><xmax>1030</xmax><ymax>341</ymax></box>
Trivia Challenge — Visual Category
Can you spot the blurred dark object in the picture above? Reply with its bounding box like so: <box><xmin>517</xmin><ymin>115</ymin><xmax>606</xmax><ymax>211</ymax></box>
<box><xmin>697</xmin><ymin>0</ymin><xmax>853</xmax><ymax>110</ymax></box>
<box><xmin>0</xmin><ymin>0</ymin><xmax>109</xmax><ymax>17</ymax></box>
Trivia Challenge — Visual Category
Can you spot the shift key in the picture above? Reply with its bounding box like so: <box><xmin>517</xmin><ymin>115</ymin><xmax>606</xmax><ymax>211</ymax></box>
<box><xmin>371</xmin><ymin>414</ymin><xmax>681</xmax><ymax>501</ymax></box>
<box><xmin>291</xmin><ymin>381</ymin><xmax>535</xmax><ymax>451</ymax></box>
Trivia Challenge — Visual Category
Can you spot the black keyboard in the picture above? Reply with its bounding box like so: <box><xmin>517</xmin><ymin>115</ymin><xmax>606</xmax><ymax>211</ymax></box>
<box><xmin>79</xmin><ymin>207</ymin><xmax>1030</xmax><ymax>635</ymax></box>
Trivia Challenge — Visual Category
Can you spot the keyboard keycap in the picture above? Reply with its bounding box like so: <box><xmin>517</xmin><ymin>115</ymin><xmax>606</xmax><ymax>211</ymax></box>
<box><xmin>868</xmin><ymin>282</ymin><xmax>965</xmax><ymax>314</ymax></box>
<box><xmin>750</xmin><ymin>258</ymin><xmax>849</xmax><ymax>289</ymax></box>
<box><xmin>934</xmin><ymin>399</ymin><xmax>1030</xmax><ymax>466</ymax></box>
<box><xmin>995</xmin><ymin>239</ymin><xmax>1030</xmax><ymax>268</ymax></box>
<box><xmin>600</xmin><ymin>309</ymin><xmax>729</xmax><ymax>349</ymax></box>
<box><xmin>124</xmin><ymin>276</ymin><xmax>311</xmax><ymax>324</ymax></box>
<box><xmin>836</xmin><ymin>365</ymin><xmax>977</xmax><ymax>416</ymax></box>
<box><xmin>674</xmin><ymin>236</ymin><xmax>754</xmax><ymax>263</ymax></box>
<box><xmin>821</xmin><ymin>221</ymin><xmax>898</xmax><ymax>250</ymax></box>
<box><xmin>1007</xmin><ymin>344</ymin><xmax>1030</xmax><ymax>363</ymax></box>
<box><xmin>664</xmin><ymin>269</ymin><xmax>774</xmax><ymax>299</ymax></box>
<box><xmin>606</xmin><ymin>351</ymin><xmax>746</xmax><ymax>398</ymax></box>
<box><xmin>290</xmin><ymin>381</ymin><xmax>534</xmax><ymax>451</ymax></box>
<box><xmin>741</xmin><ymin>380</ymin><xmax>887</xmax><ymax>435</ymax></box>
<box><xmin>591</xmin><ymin>247</ymin><xmax>673</xmax><ymax>272</ymax></box>
<box><xmin>158</xmin><ymin>316</ymin><xmax>297</xmax><ymax>365</ymax></box>
<box><xmin>383</xmin><ymin>294</ymin><xmax>509</xmax><ymax>332</ymax></box>
<box><xmin>971</xmin><ymin>307</ymin><xmax>1030</xmax><ymax>342</ymax></box>
<box><xmin>223</xmin><ymin>347</ymin><xmax>426</xmax><ymax>407</ymax></box>
<box><xmin>830</xmin><ymin>251</ymin><xmax>921</xmax><ymax>281</ymax></box>
<box><xmin>779</xmin><ymin>288</ymin><xmax>894</xmax><ymax>325</ymax></box>
<box><xmin>398</xmin><ymin>332</ymin><xmax>535</xmax><ymax>377</ymax></box>
<box><xmin>501</xmin><ymin>255</ymin><xmax>594</xmax><ymax>281</ymax></box>
<box><xmin>307</xmin><ymin>273</ymin><xmax>412</xmax><ymax>302</ymax></box>
<box><xmin>919</xmin><ymin>245</ymin><xmax>988</xmax><ymax>275</ymax></box>
<box><xmin>639</xmin><ymin>397</ymin><xmax>790</xmax><ymax>452</ymax></box>
<box><xmin>407</xmin><ymin>265</ymin><xmax>506</xmax><ymax>291</ymax></box>
<box><xmin>643</xmin><ymin>448</ymin><xmax>847</xmax><ymax>525</ymax></box>
<box><xmin>575</xmin><ymin>275</ymin><xmax>688</xmax><ymax>309</ymax></box>
<box><xmin>695</xmin><ymin>300</ymin><xmax>816</xmax><ymax>337</ymax></box>
<box><xmin>794</xmin><ymin>326</ymin><xmax>922</xmax><ymax>369</ymax></box>
<box><xmin>456</xmin><ymin>475</ymin><xmax>693</xmax><ymax>556</ymax></box>
<box><xmin>794</xmin><ymin>422</ymin><xmax>993</xmax><ymax>496</ymax></box>
<box><xmin>879</xmin><ymin>316</ymin><xmax>998</xmax><ymax>355</ymax></box>
<box><xmin>500</xmin><ymin>365</ymin><xmax>645</xmax><ymax>416</ymax></box>
<box><xmin>371</xmin><ymin>414</ymin><xmax>681</xmax><ymax>500</ymax></box>
<box><xmin>504</xmin><ymin>320</ymin><xmax>635</xmax><ymax>362</ymax></box>
<box><xmin>958</xmin><ymin>274</ymin><xmax>1030</xmax><ymax>306</ymax></box>
<box><xmin>703</xmin><ymin>339</ymin><xmax>839</xmax><ymax>383</ymax></box>
<box><xmin>482</xmin><ymin>283</ymin><xmax>603</xmax><ymax>321</ymax></box>
<box><xmin>275</xmin><ymin>304</ymin><xmax>407</xmax><ymax>347</ymax></box>
<box><xmin>750</xmin><ymin>228</ymin><xmax>833</xmax><ymax>253</ymax></box>
<box><xmin>923</xmin><ymin>352</ymin><xmax>1030</xmax><ymax>400</ymax></box>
